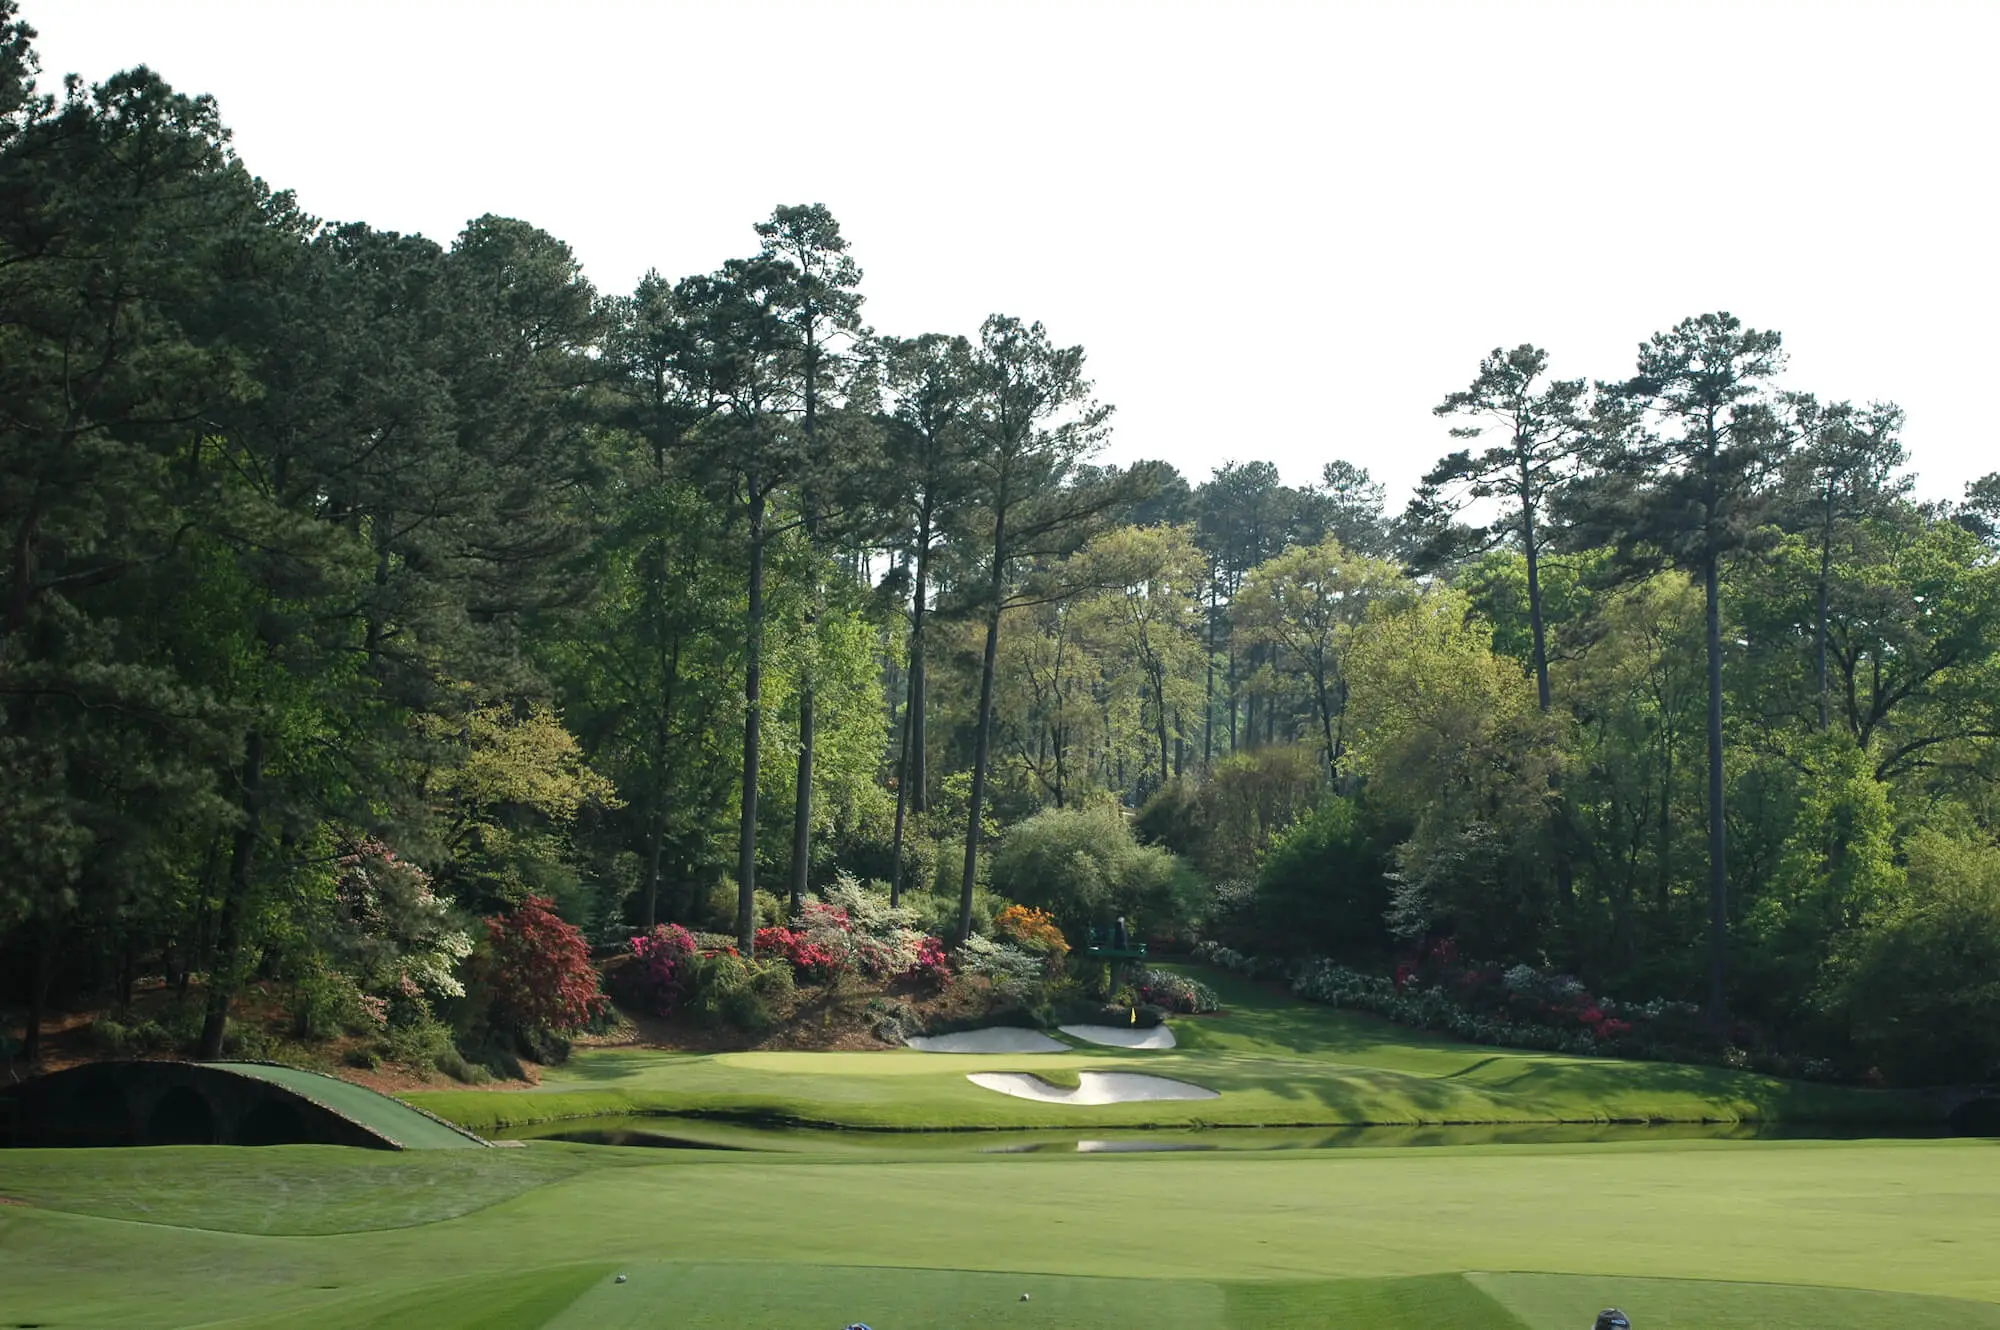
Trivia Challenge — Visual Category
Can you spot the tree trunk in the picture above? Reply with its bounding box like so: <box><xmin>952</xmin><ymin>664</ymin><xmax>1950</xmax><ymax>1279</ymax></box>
<box><xmin>363</xmin><ymin>504</ymin><xmax>393</xmax><ymax>674</ymax></box>
<box><xmin>1523</xmin><ymin>510</ymin><xmax>1552</xmax><ymax>713</ymax></box>
<box><xmin>1227</xmin><ymin>639</ymin><xmax>1239</xmax><ymax>752</ymax></box>
<box><xmin>959</xmin><ymin>596</ymin><xmax>1004</xmax><ymax>941</ymax></box>
<box><xmin>789</xmin><ymin>670</ymin><xmax>816</xmax><ymax>915</ymax></box>
<box><xmin>1816</xmin><ymin>480</ymin><xmax>1834</xmax><ymax>732</ymax></box>
<box><xmin>1314</xmin><ymin>670</ymin><xmax>1337</xmax><ymax>782</ymax></box>
<box><xmin>1703</xmin><ymin>546</ymin><xmax>1728</xmax><ymax>1031</ymax></box>
<box><xmin>736</xmin><ymin>491</ymin><xmax>766</xmax><ymax>953</ymax></box>
<box><xmin>20</xmin><ymin>921</ymin><xmax>55</xmax><ymax>1065</ymax></box>
<box><xmin>911</xmin><ymin>549</ymin><xmax>930</xmax><ymax>814</ymax></box>
<box><xmin>642</xmin><ymin>789</ymin><xmax>665</xmax><ymax>932</ymax></box>
<box><xmin>1656</xmin><ymin>722</ymin><xmax>1675</xmax><ymax>916</ymax></box>
<box><xmin>641</xmin><ymin>669</ymin><xmax>671</xmax><ymax>929</ymax></box>
<box><xmin>959</xmin><ymin>523</ymin><xmax>1007</xmax><ymax>942</ymax></box>
<box><xmin>789</xmin><ymin>510</ymin><xmax>822</xmax><ymax>917</ymax></box>
<box><xmin>2</xmin><ymin>501</ymin><xmax>42</xmax><ymax>666</ymax></box>
<box><xmin>788</xmin><ymin>322</ymin><xmax>825</xmax><ymax>920</ymax></box>
<box><xmin>1203</xmin><ymin>576</ymin><xmax>1218</xmax><ymax>768</ymax></box>
<box><xmin>1521</xmin><ymin>490</ymin><xmax>1573</xmax><ymax>912</ymax></box>
<box><xmin>200</xmin><ymin>729</ymin><xmax>265</xmax><ymax>1060</ymax></box>
<box><xmin>889</xmin><ymin>534</ymin><xmax>930</xmax><ymax>906</ymax></box>
<box><xmin>889</xmin><ymin>693</ymin><xmax>914</xmax><ymax>907</ymax></box>
<box><xmin>1053</xmin><ymin>719</ymin><xmax>1068</xmax><ymax>807</ymax></box>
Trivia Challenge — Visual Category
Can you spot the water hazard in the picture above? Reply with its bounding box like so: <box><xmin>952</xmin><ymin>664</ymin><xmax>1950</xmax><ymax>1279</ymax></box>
<box><xmin>489</xmin><ymin>1115</ymin><xmax>1952</xmax><ymax>1154</ymax></box>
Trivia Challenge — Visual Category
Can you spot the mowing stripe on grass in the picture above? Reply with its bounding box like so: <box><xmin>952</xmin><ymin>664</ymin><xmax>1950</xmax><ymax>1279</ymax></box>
<box><xmin>1471</xmin><ymin>1272</ymin><xmax>2000</xmax><ymax>1330</ymax></box>
<box><xmin>544</xmin><ymin>1262</ymin><xmax>1225</xmax><ymax>1330</ymax></box>
<box><xmin>1223</xmin><ymin>1274</ymin><xmax>1533</xmax><ymax>1329</ymax></box>
<box><xmin>198</xmin><ymin>1262</ymin><xmax>616</xmax><ymax>1330</ymax></box>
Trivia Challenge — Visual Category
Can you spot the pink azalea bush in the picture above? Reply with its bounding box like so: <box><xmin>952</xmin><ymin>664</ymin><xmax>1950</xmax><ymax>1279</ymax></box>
<box><xmin>628</xmin><ymin>923</ymin><xmax>697</xmax><ymax>1015</ymax></box>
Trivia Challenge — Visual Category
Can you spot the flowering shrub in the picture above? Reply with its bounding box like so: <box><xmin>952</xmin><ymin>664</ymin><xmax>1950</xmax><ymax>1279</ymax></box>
<box><xmin>854</xmin><ymin>929</ymin><xmax>925</xmax><ymax>979</ymax></box>
<box><xmin>1192</xmin><ymin>938</ymin><xmax>1741</xmax><ymax>1069</ymax></box>
<box><xmin>955</xmin><ymin>934</ymin><xmax>1046</xmax><ymax>996</ymax></box>
<box><xmin>995</xmin><ymin>904</ymin><xmax>1069</xmax><ymax>961</ymax></box>
<box><xmin>909</xmin><ymin>935</ymin><xmax>951</xmax><ymax>986</ymax></box>
<box><xmin>795</xmin><ymin>900</ymin><xmax>861</xmax><ymax>979</ymax></box>
<box><xmin>824</xmin><ymin>872</ymin><xmax>918</xmax><ymax>933</ymax></box>
<box><xmin>759</xmin><ymin>874</ymin><xmax>936</xmax><ymax>984</ymax></box>
<box><xmin>483</xmin><ymin>896</ymin><xmax>609</xmax><ymax>1032</ymax></box>
<box><xmin>628</xmin><ymin>923</ymin><xmax>697</xmax><ymax>1015</ymax></box>
<box><xmin>332</xmin><ymin>839</ymin><xmax>473</xmax><ymax>1002</ymax></box>
<box><xmin>286</xmin><ymin>966</ymin><xmax>390</xmax><ymax>1040</ymax></box>
<box><xmin>1132</xmin><ymin>967</ymin><xmax>1219</xmax><ymax>1014</ymax></box>
<box><xmin>756</xmin><ymin>925</ymin><xmax>841</xmax><ymax>978</ymax></box>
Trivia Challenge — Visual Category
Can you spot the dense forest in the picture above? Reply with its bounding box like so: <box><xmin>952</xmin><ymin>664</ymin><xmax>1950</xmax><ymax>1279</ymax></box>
<box><xmin>4</xmin><ymin>5</ymin><xmax>1998</xmax><ymax>1087</ymax></box>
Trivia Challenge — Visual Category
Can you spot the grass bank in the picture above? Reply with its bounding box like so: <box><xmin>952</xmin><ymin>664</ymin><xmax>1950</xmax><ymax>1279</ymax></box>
<box><xmin>409</xmin><ymin>964</ymin><xmax>1929</xmax><ymax>1134</ymax></box>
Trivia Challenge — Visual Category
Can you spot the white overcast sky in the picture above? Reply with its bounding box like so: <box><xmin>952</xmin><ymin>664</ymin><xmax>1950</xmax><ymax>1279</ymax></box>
<box><xmin>27</xmin><ymin>1</ymin><xmax>1999</xmax><ymax>507</ymax></box>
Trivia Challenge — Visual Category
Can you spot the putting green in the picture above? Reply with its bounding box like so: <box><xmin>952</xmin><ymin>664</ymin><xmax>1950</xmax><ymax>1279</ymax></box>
<box><xmin>410</xmin><ymin>966</ymin><xmax>1929</xmax><ymax>1134</ymax></box>
<box><xmin>2</xmin><ymin>1138</ymin><xmax>1997</xmax><ymax>1328</ymax></box>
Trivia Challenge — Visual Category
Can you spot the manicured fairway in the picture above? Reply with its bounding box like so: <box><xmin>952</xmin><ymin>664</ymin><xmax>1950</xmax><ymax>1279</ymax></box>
<box><xmin>2</xmin><ymin>972</ymin><xmax>1971</xmax><ymax>1328</ymax></box>
<box><xmin>2</xmin><ymin>1137</ymin><xmax>1997</xmax><ymax>1328</ymax></box>
<box><xmin>411</xmin><ymin>965</ymin><xmax>1928</xmax><ymax>1133</ymax></box>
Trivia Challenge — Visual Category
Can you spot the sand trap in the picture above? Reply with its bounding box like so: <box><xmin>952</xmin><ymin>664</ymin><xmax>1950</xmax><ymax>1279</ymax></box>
<box><xmin>966</xmin><ymin>1071</ymin><xmax>1220</xmax><ymax>1105</ymax></box>
<box><xmin>1058</xmin><ymin>1023</ymin><xmax>1178</xmax><ymax>1050</ymax></box>
<box><xmin>906</xmin><ymin>1028</ymin><xmax>1067</xmax><ymax>1054</ymax></box>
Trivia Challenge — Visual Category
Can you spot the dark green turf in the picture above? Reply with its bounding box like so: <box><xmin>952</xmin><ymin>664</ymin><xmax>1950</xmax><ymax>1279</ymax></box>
<box><xmin>4</xmin><ymin>1138</ymin><xmax>1999</xmax><ymax>1327</ymax></box>
<box><xmin>1475</xmin><ymin>1273</ymin><xmax>2000</xmax><ymax>1329</ymax></box>
<box><xmin>208</xmin><ymin>1263</ymin><xmax>616</xmax><ymax>1329</ymax></box>
<box><xmin>1223</xmin><ymin>1274</ymin><xmax>1532</xmax><ymax>1328</ymax></box>
<box><xmin>0</xmin><ymin>1143</ymin><xmax>619</xmax><ymax>1233</ymax></box>
<box><xmin>183</xmin><ymin>1264</ymin><xmax>2000</xmax><ymax>1330</ymax></box>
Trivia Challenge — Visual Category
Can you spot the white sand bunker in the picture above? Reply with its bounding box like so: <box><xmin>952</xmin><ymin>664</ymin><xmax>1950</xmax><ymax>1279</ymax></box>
<box><xmin>1058</xmin><ymin>1022</ymin><xmax>1178</xmax><ymax>1050</ymax></box>
<box><xmin>906</xmin><ymin>1027</ymin><xmax>1067</xmax><ymax>1054</ymax></box>
<box><xmin>967</xmin><ymin>1071</ymin><xmax>1219</xmax><ymax>1105</ymax></box>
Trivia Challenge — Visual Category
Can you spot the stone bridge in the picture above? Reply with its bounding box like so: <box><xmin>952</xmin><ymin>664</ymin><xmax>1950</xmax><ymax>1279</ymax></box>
<box><xmin>0</xmin><ymin>1060</ymin><xmax>488</xmax><ymax>1149</ymax></box>
<box><xmin>1940</xmin><ymin>1085</ymin><xmax>2000</xmax><ymax>1136</ymax></box>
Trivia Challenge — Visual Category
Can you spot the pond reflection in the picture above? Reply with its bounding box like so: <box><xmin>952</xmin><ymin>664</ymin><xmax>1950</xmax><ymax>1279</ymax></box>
<box><xmin>490</xmin><ymin>1115</ymin><xmax>1950</xmax><ymax>1155</ymax></box>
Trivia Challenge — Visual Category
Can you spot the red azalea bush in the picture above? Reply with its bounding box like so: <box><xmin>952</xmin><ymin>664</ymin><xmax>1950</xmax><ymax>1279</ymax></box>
<box><xmin>757</xmin><ymin>924</ymin><xmax>844</xmax><ymax>980</ymax></box>
<box><xmin>483</xmin><ymin>896</ymin><xmax>609</xmax><ymax>1032</ymax></box>
<box><xmin>627</xmin><ymin>923</ymin><xmax>697</xmax><ymax>1015</ymax></box>
<box><xmin>908</xmin><ymin>935</ymin><xmax>951</xmax><ymax>987</ymax></box>
<box><xmin>754</xmin><ymin>877</ymin><xmax>951</xmax><ymax>989</ymax></box>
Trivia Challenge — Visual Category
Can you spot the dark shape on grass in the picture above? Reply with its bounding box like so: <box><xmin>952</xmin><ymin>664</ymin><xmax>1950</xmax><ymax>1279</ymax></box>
<box><xmin>1950</xmin><ymin>1097</ymin><xmax>2000</xmax><ymax>1138</ymax></box>
<box><xmin>147</xmin><ymin>1087</ymin><xmax>216</xmax><ymax>1145</ymax></box>
<box><xmin>0</xmin><ymin>1061</ymin><xmax>489</xmax><ymax>1150</ymax></box>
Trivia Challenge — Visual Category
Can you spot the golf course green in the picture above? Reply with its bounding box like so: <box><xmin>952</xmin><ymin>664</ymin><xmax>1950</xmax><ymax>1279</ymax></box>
<box><xmin>2</xmin><ymin>968</ymin><xmax>1987</xmax><ymax>1329</ymax></box>
<box><xmin>409</xmin><ymin>966</ymin><xmax>1929</xmax><ymax>1134</ymax></box>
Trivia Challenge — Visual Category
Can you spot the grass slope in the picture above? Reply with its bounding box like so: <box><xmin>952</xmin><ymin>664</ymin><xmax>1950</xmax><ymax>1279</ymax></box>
<box><xmin>3</xmin><ymin>1138</ymin><xmax>1998</xmax><ymax>1328</ymax></box>
<box><xmin>411</xmin><ymin>965</ymin><xmax>1924</xmax><ymax>1133</ymax></box>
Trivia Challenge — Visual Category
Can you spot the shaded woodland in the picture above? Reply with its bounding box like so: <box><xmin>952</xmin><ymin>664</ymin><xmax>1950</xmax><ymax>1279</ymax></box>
<box><xmin>5</xmin><ymin>6</ymin><xmax>1999</xmax><ymax>1086</ymax></box>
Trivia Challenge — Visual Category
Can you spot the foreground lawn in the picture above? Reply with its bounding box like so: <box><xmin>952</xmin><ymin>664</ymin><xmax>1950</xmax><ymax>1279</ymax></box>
<box><xmin>411</xmin><ymin>965</ymin><xmax>1927</xmax><ymax>1133</ymax></box>
<box><xmin>1</xmin><ymin>1138</ymin><xmax>1996</xmax><ymax>1328</ymax></box>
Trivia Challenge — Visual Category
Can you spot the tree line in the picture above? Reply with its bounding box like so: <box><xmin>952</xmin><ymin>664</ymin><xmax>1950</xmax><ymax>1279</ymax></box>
<box><xmin>5</xmin><ymin>5</ymin><xmax>1998</xmax><ymax>1080</ymax></box>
